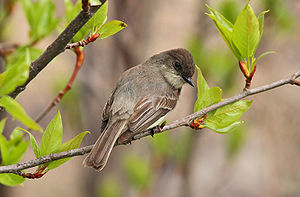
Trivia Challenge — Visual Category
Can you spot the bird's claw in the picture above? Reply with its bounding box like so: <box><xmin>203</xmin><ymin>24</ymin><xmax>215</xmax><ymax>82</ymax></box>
<box><xmin>150</xmin><ymin>121</ymin><xmax>166</xmax><ymax>137</ymax></box>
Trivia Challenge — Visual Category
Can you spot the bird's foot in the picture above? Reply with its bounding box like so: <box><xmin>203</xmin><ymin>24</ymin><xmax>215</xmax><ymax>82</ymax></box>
<box><xmin>150</xmin><ymin>121</ymin><xmax>167</xmax><ymax>137</ymax></box>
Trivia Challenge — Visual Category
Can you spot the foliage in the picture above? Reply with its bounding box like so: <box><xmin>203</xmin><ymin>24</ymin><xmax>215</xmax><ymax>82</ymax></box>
<box><xmin>206</xmin><ymin>1</ymin><xmax>274</xmax><ymax>75</ymax></box>
<box><xmin>0</xmin><ymin>120</ymin><xmax>28</xmax><ymax>186</ymax></box>
<box><xmin>0</xmin><ymin>0</ymin><xmax>283</xmax><ymax>190</ymax></box>
<box><xmin>0</xmin><ymin>0</ymin><xmax>126</xmax><ymax>186</ymax></box>
<box><xmin>194</xmin><ymin>67</ymin><xmax>252</xmax><ymax>133</ymax></box>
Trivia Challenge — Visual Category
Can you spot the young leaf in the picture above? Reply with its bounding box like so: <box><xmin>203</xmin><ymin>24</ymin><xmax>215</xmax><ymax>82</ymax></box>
<box><xmin>206</xmin><ymin>121</ymin><xmax>243</xmax><ymax>134</ymax></box>
<box><xmin>40</xmin><ymin>111</ymin><xmax>63</xmax><ymax>157</ymax></box>
<box><xmin>258</xmin><ymin>10</ymin><xmax>269</xmax><ymax>38</ymax></box>
<box><xmin>98</xmin><ymin>20</ymin><xmax>127</xmax><ymax>39</ymax></box>
<box><xmin>206</xmin><ymin>5</ymin><xmax>233</xmax><ymax>48</ymax></box>
<box><xmin>0</xmin><ymin>128</ymin><xmax>29</xmax><ymax>165</ymax></box>
<box><xmin>0</xmin><ymin>173</ymin><xmax>25</xmax><ymax>186</ymax></box>
<box><xmin>232</xmin><ymin>2</ymin><xmax>260</xmax><ymax>58</ymax></box>
<box><xmin>47</xmin><ymin>131</ymin><xmax>89</xmax><ymax>170</ymax></box>
<box><xmin>21</xmin><ymin>128</ymin><xmax>40</xmax><ymax>158</ymax></box>
<box><xmin>256</xmin><ymin>51</ymin><xmax>275</xmax><ymax>62</ymax></box>
<box><xmin>64</xmin><ymin>0</ymin><xmax>81</xmax><ymax>25</ymax></box>
<box><xmin>86</xmin><ymin>1</ymin><xmax>108</xmax><ymax>34</ymax></box>
<box><xmin>205</xmin><ymin>100</ymin><xmax>252</xmax><ymax>132</ymax></box>
<box><xmin>0</xmin><ymin>134</ymin><xmax>9</xmax><ymax>165</ymax></box>
<box><xmin>0</xmin><ymin>48</ymin><xmax>30</xmax><ymax>95</ymax></box>
<box><xmin>194</xmin><ymin>67</ymin><xmax>222</xmax><ymax>112</ymax></box>
<box><xmin>21</xmin><ymin>0</ymin><xmax>60</xmax><ymax>42</ymax></box>
<box><xmin>195</xmin><ymin>66</ymin><xmax>209</xmax><ymax>97</ymax></box>
<box><xmin>195</xmin><ymin>87</ymin><xmax>222</xmax><ymax>112</ymax></box>
<box><xmin>4</xmin><ymin>129</ymin><xmax>29</xmax><ymax>165</ymax></box>
<box><xmin>64</xmin><ymin>0</ymin><xmax>89</xmax><ymax>42</ymax></box>
<box><xmin>0</xmin><ymin>96</ymin><xmax>42</xmax><ymax>132</ymax></box>
<box><xmin>206</xmin><ymin>5</ymin><xmax>241</xmax><ymax>59</ymax></box>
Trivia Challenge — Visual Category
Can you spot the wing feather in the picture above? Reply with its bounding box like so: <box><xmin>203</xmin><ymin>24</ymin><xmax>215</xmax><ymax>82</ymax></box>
<box><xmin>127</xmin><ymin>92</ymin><xmax>179</xmax><ymax>133</ymax></box>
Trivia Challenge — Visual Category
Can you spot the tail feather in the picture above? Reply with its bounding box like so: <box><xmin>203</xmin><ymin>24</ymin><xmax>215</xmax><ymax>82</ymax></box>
<box><xmin>83</xmin><ymin>120</ymin><xmax>126</xmax><ymax>171</ymax></box>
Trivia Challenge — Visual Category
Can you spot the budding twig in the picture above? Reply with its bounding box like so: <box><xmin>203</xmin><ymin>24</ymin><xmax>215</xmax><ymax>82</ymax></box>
<box><xmin>35</xmin><ymin>48</ymin><xmax>84</xmax><ymax>123</ymax></box>
<box><xmin>65</xmin><ymin>33</ymin><xmax>100</xmax><ymax>49</ymax></box>
<box><xmin>0</xmin><ymin>70</ymin><xmax>299</xmax><ymax>175</ymax></box>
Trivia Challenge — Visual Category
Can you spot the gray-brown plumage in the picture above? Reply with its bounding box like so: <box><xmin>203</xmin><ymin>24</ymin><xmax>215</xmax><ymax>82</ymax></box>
<box><xmin>83</xmin><ymin>48</ymin><xmax>195</xmax><ymax>171</ymax></box>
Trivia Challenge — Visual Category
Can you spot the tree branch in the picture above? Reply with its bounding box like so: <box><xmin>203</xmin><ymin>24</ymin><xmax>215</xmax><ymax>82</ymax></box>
<box><xmin>0</xmin><ymin>70</ymin><xmax>299</xmax><ymax>174</ymax></box>
<box><xmin>8</xmin><ymin>0</ymin><xmax>107</xmax><ymax>99</ymax></box>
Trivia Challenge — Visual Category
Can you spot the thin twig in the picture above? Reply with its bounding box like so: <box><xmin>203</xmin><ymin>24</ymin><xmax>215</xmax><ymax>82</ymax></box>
<box><xmin>0</xmin><ymin>70</ymin><xmax>299</xmax><ymax>174</ymax></box>
<box><xmin>65</xmin><ymin>33</ymin><xmax>100</xmax><ymax>49</ymax></box>
<box><xmin>8</xmin><ymin>0</ymin><xmax>107</xmax><ymax>99</ymax></box>
<box><xmin>35</xmin><ymin>48</ymin><xmax>85</xmax><ymax>123</ymax></box>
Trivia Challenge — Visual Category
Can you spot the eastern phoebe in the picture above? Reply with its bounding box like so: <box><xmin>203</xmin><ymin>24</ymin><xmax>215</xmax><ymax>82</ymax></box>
<box><xmin>83</xmin><ymin>48</ymin><xmax>195</xmax><ymax>171</ymax></box>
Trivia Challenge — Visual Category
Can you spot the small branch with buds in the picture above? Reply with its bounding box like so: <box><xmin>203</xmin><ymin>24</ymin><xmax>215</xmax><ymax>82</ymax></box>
<box><xmin>35</xmin><ymin>48</ymin><xmax>85</xmax><ymax>123</ymax></box>
<box><xmin>65</xmin><ymin>33</ymin><xmax>100</xmax><ymax>49</ymax></box>
<box><xmin>0</xmin><ymin>70</ymin><xmax>299</xmax><ymax>175</ymax></box>
<box><xmin>9</xmin><ymin>0</ymin><xmax>107</xmax><ymax>99</ymax></box>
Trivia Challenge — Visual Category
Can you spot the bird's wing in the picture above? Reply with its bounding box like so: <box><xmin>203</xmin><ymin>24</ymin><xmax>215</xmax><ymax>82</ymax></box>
<box><xmin>100</xmin><ymin>91</ymin><xmax>115</xmax><ymax>133</ymax></box>
<box><xmin>127</xmin><ymin>92</ymin><xmax>179</xmax><ymax>133</ymax></box>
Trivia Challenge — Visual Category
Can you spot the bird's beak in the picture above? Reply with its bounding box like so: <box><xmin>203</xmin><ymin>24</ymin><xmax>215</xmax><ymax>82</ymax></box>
<box><xmin>182</xmin><ymin>75</ymin><xmax>194</xmax><ymax>87</ymax></box>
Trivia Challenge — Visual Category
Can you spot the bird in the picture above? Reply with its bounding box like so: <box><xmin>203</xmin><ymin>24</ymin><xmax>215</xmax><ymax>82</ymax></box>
<box><xmin>83</xmin><ymin>48</ymin><xmax>195</xmax><ymax>171</ymax></box>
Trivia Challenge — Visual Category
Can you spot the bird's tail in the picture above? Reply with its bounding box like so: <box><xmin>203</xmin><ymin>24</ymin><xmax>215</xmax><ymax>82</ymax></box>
<box><xmin>83</xmin><ymin>120</ymin><xmax>126</xmax><ymax>171</ymax></box>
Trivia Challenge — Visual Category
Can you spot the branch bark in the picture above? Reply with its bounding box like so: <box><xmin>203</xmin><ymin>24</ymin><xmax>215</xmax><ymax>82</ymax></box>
<box><xmin>0</xmin><ymin>70</ymin><xmax>299</xmax><ymax>174</ymax></box>
<box><xmin>8</xmin><ymin>0</ymin><xmax>107</xmax><ymax>99</ymax></box>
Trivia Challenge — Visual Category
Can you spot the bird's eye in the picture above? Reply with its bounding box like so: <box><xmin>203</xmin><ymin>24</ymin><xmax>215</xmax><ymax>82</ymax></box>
<box><xmin>174</xmin><ymin>61</ymin><xmax>182</xmax><ymax>70</ymax></box>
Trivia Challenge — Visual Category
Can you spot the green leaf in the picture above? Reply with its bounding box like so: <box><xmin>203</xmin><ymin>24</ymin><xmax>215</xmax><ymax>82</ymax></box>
<box><xmin>87</xmin><ymin>1</ymin><xmax>108</xmax><ymax>34</ymax></box>
<box><xmin>256</xmin><ymin>51</ymin><xmax>275</xmax><ymax>62</ymax></box>
<box><xmin>206</xmin><ymin>5</ymin><xmax>240</xmax><ymax>59</ymax></box>
<box><xmin>0</xmin><ymin>134</ymin><xmax>9</xmax><ymax>165</ymax></box>
<box><xmin>194</xmin><ymin>67</ymin><xmax>222</xmax><ymax>112</ymax></box>
<box><xmin>0</xmin><ymin>48</ymin><xmax>30</xmax><ymax>95</ymax></box>
<box><xmin>98</xmin><ymin>20</ymin><xmax>127</xmax><ymax>39</ymax></box>
<box><xmin>0</xmin><ymin>173</ymin><xmax>25</xmax><ymax>186</ymax></box>
<box><xmin>64</xmin><ymin>0</ymin><xmax>88</xmax><ymax>42</ymax></box>
<box><xmin>64</xmin><ymin>0</ymin><xmax>81</xmax><ymax>25</ymax></box>
<box><xmin>64</xmin><ymin>0</ymin><xmax>108</xmax><ymax>42</ymax></box>
<box><xmin>21</xmin><ymin>128</ymin><xmax>40</xmax><ymax>158</ymax></box>
<box><xmin>47</xmin><ymin>131</ymin><xmax>89</xmax><ymax>170</ymax></box>
<box><xmin>0</xmin><ymin>96</ymin><xmax>42</xmax><ymax>132</ymax></box>
<box><xmin>5</xmin><ymin>129</ymin><xmax>29</xmax><ymax>165</ymax></box>
<box><xmin>40</xmin><ymin>111</ymin><xmax>63</xmax><ymax>157</ymax></box>
<box><xmin>206</xmin><ymin>121</ymin><xmax>243</xmax><ymax>134</ymax></box>
<box><xmin>195</xmin><ymin>87</ymin><xmax>222</xmax><ymax>112</ymax></box>
<box><xmin>123</xmin><ymin>154</ymin><xmax>152</xmax><ymax>190</ymax></box>
<box><xmin>21</xmin><ymin>0</ymin><xmax>60</xmax><ymax>42</ymax></box>
<box><xmin>205</xmin><ymin>100</ymin><xmax>252</xmax><ymax>133</ymax></box>
<box><xmin>195</xmin><ymin>66</ymin><xmax>209</xmax><ymax>97</ymax></box>
<box><xmin>232</xmin><ymin>2</ymin><xmax>260</xmax><ymax>59</ymax></box>
<box><xmin>258</xmin><ymin>10</ymin><xmax>269</xmax><ymax>37</ymax></box>
<box><xmin>0</xmin><ymin>128</ymin><xmax>29</xmax><ymax>165</ymax></box>
<box><xmin>5</xmin><ymin>46</ymin><xmax>42</xmax><ymax>69</ymax></box>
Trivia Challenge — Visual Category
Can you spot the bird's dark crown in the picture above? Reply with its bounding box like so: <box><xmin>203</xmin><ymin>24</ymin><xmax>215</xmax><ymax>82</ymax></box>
<box><xmin>166</xmin><ymin>48</ymin><xmax>195</xmax><ymax>78</ymax></box>
<box><xmin>149</xmin><ymin>48</ymin><xmax>195</xmax><ymax>78</ymax></box>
